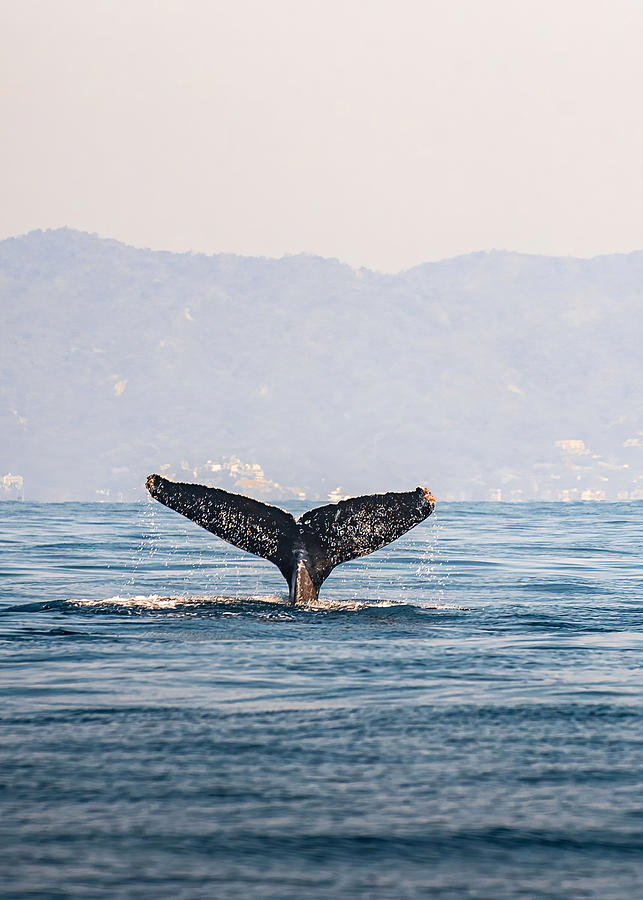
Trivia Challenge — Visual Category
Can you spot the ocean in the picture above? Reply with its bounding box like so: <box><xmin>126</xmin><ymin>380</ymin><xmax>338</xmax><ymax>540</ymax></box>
<box><xmin>1</xmin><ymin>500</ymin><xmax>642</xmax><ymax>898</ymax></box>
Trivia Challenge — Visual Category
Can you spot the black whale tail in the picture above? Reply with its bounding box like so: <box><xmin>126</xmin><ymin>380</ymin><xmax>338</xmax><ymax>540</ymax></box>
<box><xmin>145</xmin><ymin>474</ymin><xmax>435</xmax><ymax>603</ymax></box>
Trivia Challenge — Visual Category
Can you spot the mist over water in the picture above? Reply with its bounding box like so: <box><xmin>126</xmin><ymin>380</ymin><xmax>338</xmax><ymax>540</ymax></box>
<box><xmin>1</xmin><ymin>501</ymin><xmax>642</xmax><ymax>898</ymax></box>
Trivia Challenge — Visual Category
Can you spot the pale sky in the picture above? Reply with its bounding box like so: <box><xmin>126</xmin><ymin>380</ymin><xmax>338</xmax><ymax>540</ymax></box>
<box><xmin>2</xmin><ymin>0</ymin><xmax>643</xmax><ymax>271</ymax></box>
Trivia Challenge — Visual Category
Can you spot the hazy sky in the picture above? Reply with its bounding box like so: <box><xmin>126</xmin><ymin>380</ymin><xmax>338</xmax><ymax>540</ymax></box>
<box><xmin>2</xmin><ymin>0</ymin><xmax>643</xmax><ymax>271</ymax></box>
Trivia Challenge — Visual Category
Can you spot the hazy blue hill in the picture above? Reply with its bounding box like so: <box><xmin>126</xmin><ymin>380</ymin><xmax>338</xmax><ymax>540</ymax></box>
<box><xmin>1</xmin><ymin>228</ymin><xmax>642</xmax><ymax>500</ymax></box>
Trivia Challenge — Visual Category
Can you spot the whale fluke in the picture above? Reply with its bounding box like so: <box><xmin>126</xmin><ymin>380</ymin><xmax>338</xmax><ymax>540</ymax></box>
<box><xmin>145</xmin><ymin>474</ymin><xmax>435</xmax><ymax>603</ymax></box>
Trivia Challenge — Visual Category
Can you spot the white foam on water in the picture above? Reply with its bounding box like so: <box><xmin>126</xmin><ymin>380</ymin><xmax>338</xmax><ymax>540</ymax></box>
<box><xmin>67</xmin><ymin>593</ymin><xmax>397</xmax><ymax>611</ymax></box>
<box><xmin>304</xmin><ymin>597</ymin><xmax>398</xmax><ymax>612</ymax></box>
<box><xmin>68</xmin><ymin>593</ymin><xmax>283</xmax><ymax>610</ymax></box>
<box><xmin>66</xmin><ymin>594</ymin><xmax>466</xmax><ymax>613</ymax></box>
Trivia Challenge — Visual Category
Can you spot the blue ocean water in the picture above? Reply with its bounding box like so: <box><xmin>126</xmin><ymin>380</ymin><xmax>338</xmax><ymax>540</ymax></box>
<box><xmin>1</xmin><ymin>500</ymin><xmax>642</xmax><ymax>899</ymax></box>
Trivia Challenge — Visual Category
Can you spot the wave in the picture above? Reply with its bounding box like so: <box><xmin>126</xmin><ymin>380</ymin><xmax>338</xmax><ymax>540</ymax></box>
<box><xmin>2</xmin><ymin>593</ymin><xmax>468</xmax><ymax>617</ymax></box>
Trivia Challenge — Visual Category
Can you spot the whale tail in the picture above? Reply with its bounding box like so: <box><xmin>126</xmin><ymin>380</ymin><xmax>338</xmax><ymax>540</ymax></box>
<box><xmin>145</xmin><ymin>474</ymin><xmax>435</xmax><ymax>603</ymax></box>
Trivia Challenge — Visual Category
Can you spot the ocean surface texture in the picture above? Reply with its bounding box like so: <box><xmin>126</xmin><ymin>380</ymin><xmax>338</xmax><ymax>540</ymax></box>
<box><xmin>1</xmin><ymin>501</ymin><xmax>642</xmax><ymax>899</ymax></box>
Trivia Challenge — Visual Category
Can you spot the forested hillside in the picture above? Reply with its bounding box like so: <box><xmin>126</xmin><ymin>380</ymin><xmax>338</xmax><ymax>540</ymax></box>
<box><xmin>1</xmin><ymin>229</ymin><xmax>642</xmax><ymax>500</ymax></box>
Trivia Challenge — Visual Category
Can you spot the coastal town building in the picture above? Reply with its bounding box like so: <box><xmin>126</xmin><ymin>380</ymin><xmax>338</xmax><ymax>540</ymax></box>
<box><xmin>1</xmin><ymin>473</ymin><xmax>24</xmax><ymax>500</ymax></box>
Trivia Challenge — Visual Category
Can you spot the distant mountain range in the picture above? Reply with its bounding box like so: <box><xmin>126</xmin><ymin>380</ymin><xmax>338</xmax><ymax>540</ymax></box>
<box><xmin>1</xmin><ymin>228</ymin><xmax>642</xmax><ymax>501</ymax></box>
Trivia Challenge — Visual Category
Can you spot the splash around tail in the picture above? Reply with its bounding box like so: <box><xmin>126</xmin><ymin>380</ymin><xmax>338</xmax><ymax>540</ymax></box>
<box><xmin>145</xmin><ymin>474</ymin><xmax>435</xmax><ymax>603</ymax></box>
